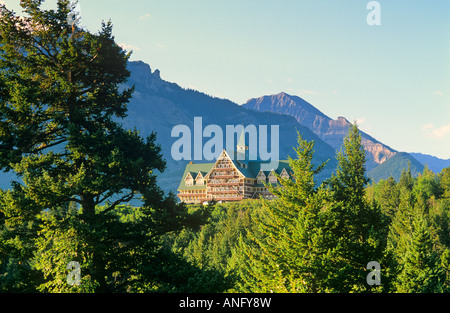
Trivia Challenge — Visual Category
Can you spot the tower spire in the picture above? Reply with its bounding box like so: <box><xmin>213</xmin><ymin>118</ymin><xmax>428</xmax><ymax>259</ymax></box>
<box><xmin>236</xmin><ymin>127</ymin><xmax>249</xmax><ymax>162</ymax></box>
<box><xmin>237</xmin><ymin>127</ymin><xmax>248</xmax><ymax>152</ymax></box>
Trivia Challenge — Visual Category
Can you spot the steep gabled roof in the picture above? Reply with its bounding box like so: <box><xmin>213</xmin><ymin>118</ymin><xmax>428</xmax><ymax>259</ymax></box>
<box><xmin>247</xmin><ymin>159</ymin><xmax>291</xmax><ymax>178</ymax></box>
<box><xmin>178</xmin><ymin>128</ymin><xmax>293</xmax><ymax>191</ymax></box>
<box><xmin>228</xmin><ymin>150</ymin><xmax>291</xmax><ymax>179</ymax></box>
<box><xmin>195</xmin><ymin>171</ymin><xmax>204</xmax><ymax>180</ymax></box>
<box><xmin>178</xmin><ymin>162</ymin><xmax>214</xmax><ymax>191</ymax></box>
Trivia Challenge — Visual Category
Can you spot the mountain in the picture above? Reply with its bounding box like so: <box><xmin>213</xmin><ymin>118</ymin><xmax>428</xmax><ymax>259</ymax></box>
<box><xmin>367</xmin><ymin>152</ymin><xmax>424</xmax><ymax>182</ymax></box>
<box><xmin>0</xmin><ymin>61</ymin><xmax>338</xmax><ymax>193</ymax></box>
<box><xmin>243</xmin><ymin>92</ymin><xmax>397</xmax><ymax>172</ymax></box>
<box><xmin>409</xmin><ymin>153</ymin><xmax>450</xmax><ymax>173</ymax></box>
<box><xmin>0</xmin><ymin>61</ymin><xmax>442</xmax><ymax>193</ymax></box>
<box><xmin>121</xmin><ymin>62</ymin><xmax>338</xmax><ymax>193</ymax></box>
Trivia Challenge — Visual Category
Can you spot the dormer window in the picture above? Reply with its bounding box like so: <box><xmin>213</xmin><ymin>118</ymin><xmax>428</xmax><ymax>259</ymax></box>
<box><xmin>257</xmin><ymin>170</ymin><xmax>266</xmax><ymax>184</ymax></box>
<box><xmin>268</xmin><ymin>170</ymin><xmax>277</xmax><ymax>184</ymax></box>
<box><xmin>195</xmin><ymin>172</ymin><xmax>204</xmax><ymax>186</ymax></box>
<box><xmin>185</xmin><ymin>173</ymin><xmax>194</xmax><ymax>186</ymax></box>
<box><xmin>280</xmin><ymin>168</ymin><xmax>290</xmax><ymax>179</ymax></box>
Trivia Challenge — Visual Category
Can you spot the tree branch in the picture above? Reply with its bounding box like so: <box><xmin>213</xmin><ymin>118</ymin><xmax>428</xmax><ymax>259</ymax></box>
<box><xmin>100</xmin><ymin>191</ymin><xmax>135</xmax><ymax>215</ymax></box>
<box><xmin>29</xmin><ymin>138</ymin><xmax>67</xmax><ymax>154</ymax></box>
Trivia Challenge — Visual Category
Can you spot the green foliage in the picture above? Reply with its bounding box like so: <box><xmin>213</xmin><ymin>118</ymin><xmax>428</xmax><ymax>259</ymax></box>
<box><xmin>162</xmin><ymin>200</ymin><xmax>258</xmax><ymax>291</ymax></box>
<box><xmin>161</xmin><ymin>126</ymin><xmax>449</xmax><ymax>294</ymax></box>
<box><xmin>321</xmin><ymin>124</ymin><xmax>390</xmax><ymax>292</ymax></box>
<box><xmin>227</xmin><ymin>133</ymin><xmax>332</xmax><ymax>292</ymax></box>
<box><xmin>413</xmin><ymin>166</ymin><xmax>442</xmax><ymax>203</ymax></box>
<box><xmin>0</xmin><ymin>2</ymin><xmax>449</xmax><ymax>293</ymax></box>
<box><xmin>0</xmin><ymin>0</ymin><xmax>216</xmax><ymax>293</ymax></box>
<box><xmin>394</xmin><ymin>210</ymin><xmax>449</xmax><ymax>293</ymax></box>
<box><xmin>370</xmin><ymin>177</ymin><xmax>400</xmax><ymax>218</ymax></box>
<box><xmin>440</xmin><ymin>168</ymin><xmax>450</xmax><ymax>200</ymax></box>
<box><xmin>367</xmin><ymin>152</ymin><xmax>424</xmax><ymax>183</ymax></box>
<box><xmin>32</xmin><ymin>209</ymin><xmax>98</xmax><ymax>293</ymax></box>
<box><xmin>371</xmin><ymin>164</ymin><xmax>450</xmax><ymax>292</ymax></box>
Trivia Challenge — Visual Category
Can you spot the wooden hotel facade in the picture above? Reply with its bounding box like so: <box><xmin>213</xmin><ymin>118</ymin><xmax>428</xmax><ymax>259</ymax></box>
<box><xmin>177</xmin><ymin>132</ymin><xmax>291</xmax><ymax>204</ymax></box>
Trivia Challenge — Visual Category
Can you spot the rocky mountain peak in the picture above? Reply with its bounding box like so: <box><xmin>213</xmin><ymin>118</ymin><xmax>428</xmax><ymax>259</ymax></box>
<box><xmin>126</xmin><ymin>61</ymin><xmax>176</xmax><ymax>93</ymax></box>
<box><xmin>336</xmin><ymin>116</ymin><xmax>350</xmax><ymax>125</ymax></box>
<box><xmin>243</xmin><ymin>92</ymin><xmax>397</xmax><ymax>170</ymax></box>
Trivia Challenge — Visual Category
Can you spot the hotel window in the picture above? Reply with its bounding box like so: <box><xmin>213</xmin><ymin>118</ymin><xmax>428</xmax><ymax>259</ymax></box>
<box><xmin>185</xmin><ymin>173</ymin><xmax>194</xmax><ymax>186</ymax></box>
<box><xmin>280</xmin><ymin>168</ymin><xmax>290</xmax><ymax>179</ymax></box>
<box><xmin>257</xmin><ymin>171</ymin><xmax>266</xmax><ymax>184</ymax></box>
<box><xmin>268</xmin><ymin>171</ymin><xmax>277</xmax><ymax>184</ymax></box>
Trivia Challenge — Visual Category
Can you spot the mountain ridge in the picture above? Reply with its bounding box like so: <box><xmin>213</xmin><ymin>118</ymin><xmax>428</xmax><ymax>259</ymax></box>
<box><xmin>409</xmin><ymin>153</ymin><xmax>450</xmax><ymax>174</ymax></box>
<box><xmin>367</xmin><ymin>152</ymin><xmax>424</xmax><ymax>182</ymax></box>
<box><xmin>0</xmin><ymin>61</ymin><xmax>446</xmax><ymax>193</ymax></box>
<box><xmin>243</xmin><ymin>91</ymin><xmax>398</xmax><ymax>171</ymax></box>
<box><xmin>121</xmin><ymin>62</ymin><xmax>338</xmax><ymax>193</ymax></box>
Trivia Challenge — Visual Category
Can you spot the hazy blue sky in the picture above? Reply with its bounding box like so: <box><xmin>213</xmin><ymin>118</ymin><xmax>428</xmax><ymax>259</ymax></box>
<box><xmin>3</xmin><ymin>0</ymin><xmax>450</xmax><ymax>159</ymax></box>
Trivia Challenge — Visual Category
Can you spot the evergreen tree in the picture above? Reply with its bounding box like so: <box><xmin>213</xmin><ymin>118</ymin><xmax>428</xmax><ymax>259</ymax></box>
<box><xmin>439</xmin><ymin>167</ymin><xmax>450</xmax><ymax>200</ymax></box>
<box><xmin>399</xmin><ymin>161</ymin><xmax>414</xmax><ymax>192</ymax></box>
<box><xmin>413</xmin><ymin>166</ymin><xmax>441</xmax><ymax>206</ymax></box>
<box><xmin>0</xmin><ymin>1</ymin><xmax>192</xmax><ymax>292</ymax></box>
<box><xmin>388</xmin><ymin>184</ymin><xmax>416</xmax><ymax>256</ymax></box>
<box><xmin>395</xmin><ymin>210</ymin><xmax>448</xmax><ymax>293</ymax></box>
<box><xmin>326</xmin><ymin>123</ymin><xmax>390</xmax><ymax>292</ymax></box>
<box><xmin>387</xmin><ymin>164</ymin><xmax>416</xmax><ymax>250</ymax></box>
<box><xmin>375</xmin><ymin>177</ymin><xmax>400</xmax><ymax>219</ymax></box>
<box><xmin>231</xmin><ymin>134</ymin><xmax>330</xmax><ymax>292</ymax></box>
<box><xmin>433</xmin><ymin>168</ymin><xmax>450</xmax><ymax>251</ymax></box>
<box><xmin>388</xmin><ymin>166</ymin><xmax>450</xmax><ymax>292</ymax></box>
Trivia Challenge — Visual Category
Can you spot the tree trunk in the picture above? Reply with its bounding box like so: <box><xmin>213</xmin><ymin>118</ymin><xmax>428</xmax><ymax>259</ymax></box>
<box><xmin>80</xmin><ymin>194</ymin><xmax>110</xmax><ymax>292</ymax></box>
<box><xmin>81</xmin><ymin>194</ymin><xmax>96</xmax><ymax>217</ymax></box>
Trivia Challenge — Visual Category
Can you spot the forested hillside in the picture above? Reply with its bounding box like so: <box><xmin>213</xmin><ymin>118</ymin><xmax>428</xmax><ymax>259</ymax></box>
<box><xmin>1</xmin><ymin>1</ymin><xmax>449</xmax><ymax>294</ymax></box>
<box><xmin>4</xmin><ymin>120</ymin><xmax>448</xmax><ymax>292</ymax></box>
<box><xmin>163</xmin><ymin>126</ymin><xmax>450</xmax><ymax>293</ymax></box>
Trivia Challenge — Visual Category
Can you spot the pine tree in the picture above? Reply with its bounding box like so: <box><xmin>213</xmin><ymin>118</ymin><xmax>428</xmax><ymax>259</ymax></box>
<box><xmin>375</xmin><ymin>177</ymin><xmax>400</xmax><ymax>219</ymax></box>
<box><xmin>0</xmin><ymin>1</ymin><xmax>187</xmax><ymax>292</ymax></box>
<box><xmin>441</xmin><ymin>168</ymin><xmax>450</xmax><ymax>200</ymax></box>
<box><xmin>414</xmin><ymin>166</ymin><xmax>441</xmax><ymax>206</ymax></box>
<box><xmin>326</xmin><ymin>123</ymin><xmax>390</xmax><ymax>292</ymax></box>
<box><xmin>388</xmin><ymin>166</ymin><xmax>450</xmax><ymax>292</ymax></box>
<box><xmin>399</xmin><ymin>161</ymin><xmax>414</xmax><ymax>192</ymax></box>
<box><xmin>231</xmin><ymin>133</ymin><xmax>331</xmax><ymax>292</ymax></box>
<box><xmin>395</xmin><ymin>210</ymin><xmax>447</xmax><ymax>293</ymax></box>
<box><xmin>388</xmin><ymin>185</ymin><xmax>416</xmax><ymax>255</ymax></box>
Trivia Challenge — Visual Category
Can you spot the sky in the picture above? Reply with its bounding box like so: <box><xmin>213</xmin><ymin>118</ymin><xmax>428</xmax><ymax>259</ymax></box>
<box><xmin>3</xmin><ymin>0</ymin><xmax>450</xmax><ymax>159</ymax></box>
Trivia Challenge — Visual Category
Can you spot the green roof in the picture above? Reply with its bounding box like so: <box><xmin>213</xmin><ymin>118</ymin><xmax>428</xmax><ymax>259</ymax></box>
<box><xmin>225</xmin><ymin>149</ymin><xmax>291</xmax><ymax>178</ymax></box>
<box><xmin>177</xmin><ymin>162</ymin><xmax>214</xmax><ymax>191</ymax></box>
<box><xmin>177</xmin><ymin>151</ymin><xmax>293</xmax><ymax>191</ymax></box>
<box><xmin>245</xmin><ymin>159</ymin><xmax>291</xmax><ymax>178</ymax></box>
